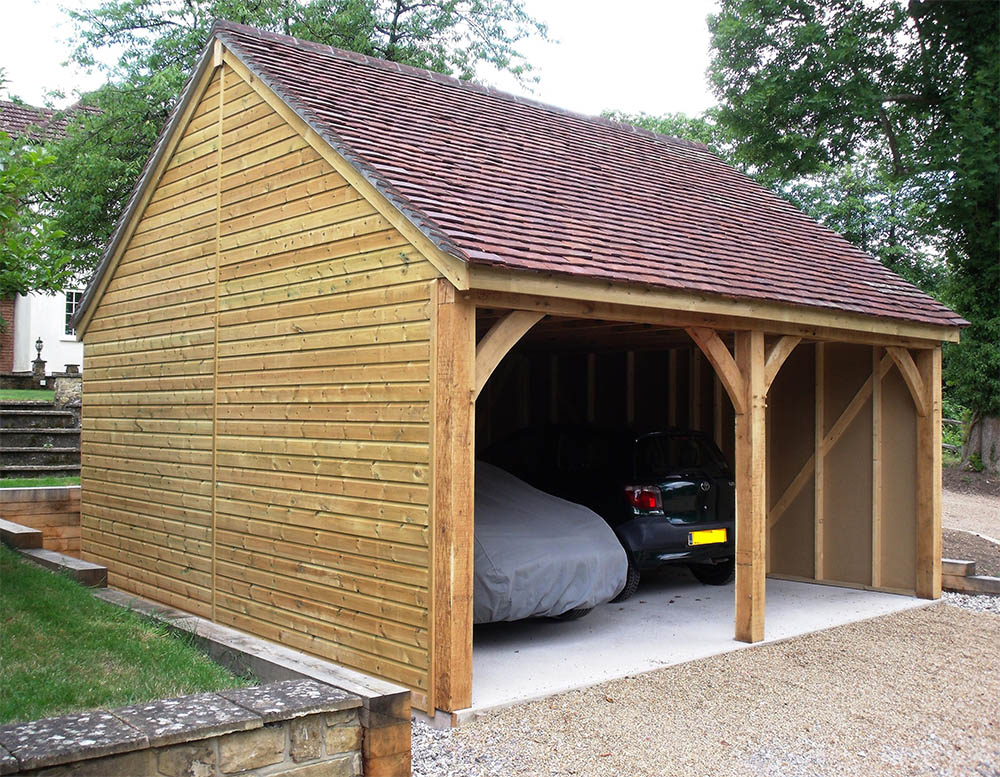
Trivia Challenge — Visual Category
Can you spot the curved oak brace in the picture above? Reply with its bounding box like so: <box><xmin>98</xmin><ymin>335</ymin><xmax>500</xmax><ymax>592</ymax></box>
<box><xmin>887</xmin><ymin>346</ymin><xmax>929</xmax><ymax>416</ymax></box>
<box><xmin>764</xmin><ymin>336</ymin><xmax>801</xmax><ymax>391</ymax></box>
<box><xmin>686</xmin><ymin>327</ymin><xmax>746</xmax><ymax>415</ymax></box>
<box><xmin>474</xmin><ymin>310</ymin><xmax>544</xmax><ymax>399</ymax></box>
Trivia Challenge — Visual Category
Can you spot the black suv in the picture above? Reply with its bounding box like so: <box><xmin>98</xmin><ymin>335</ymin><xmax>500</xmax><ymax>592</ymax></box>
<box><xmin>483</xmin><ymin>425</ymin><xmax>736</xmax><ymax>600</ymax></box>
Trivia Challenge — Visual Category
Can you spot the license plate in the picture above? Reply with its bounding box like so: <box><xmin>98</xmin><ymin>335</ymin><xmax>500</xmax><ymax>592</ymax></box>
<box><xmin>688</xmin><ymin>528</ymin><xmax>727</xmax><ymax>546</ymax></box>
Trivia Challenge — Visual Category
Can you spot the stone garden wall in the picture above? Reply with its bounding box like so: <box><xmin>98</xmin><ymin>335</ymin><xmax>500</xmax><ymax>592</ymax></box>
<box><xmin>0</xmin><ymin>680</ymin><xmax>363</xmax><ymax>777</ymax></box>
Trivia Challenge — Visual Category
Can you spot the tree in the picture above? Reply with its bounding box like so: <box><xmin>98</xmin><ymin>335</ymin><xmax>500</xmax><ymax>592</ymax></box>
<box><xmin>708</xmin><ymin>0</ymin><xmax>999</xmax><ymax>471</ymax></box>
<box><xmin>0</xmin><ymin>72</ymin><xmax>73</xmax><ymax>314</ymax></box>
<box><xmin>601</xmin><ymin>109</ymin><xmax>727</xmax><ymax>156</ymax></box>
<box><xmin>42</xmin><ymin>0</ymin><xmax>547</xmax><ymax>279</ymax></box>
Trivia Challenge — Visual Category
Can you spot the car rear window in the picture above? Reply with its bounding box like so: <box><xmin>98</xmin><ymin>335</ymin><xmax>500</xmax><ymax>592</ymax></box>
<box><xmin>634</xmin><ymin>435</ymin><xmax>724</xmax><ymax>479</ymax></box>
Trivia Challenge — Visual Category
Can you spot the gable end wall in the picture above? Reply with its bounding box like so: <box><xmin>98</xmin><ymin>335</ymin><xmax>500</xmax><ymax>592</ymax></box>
<box><xmin>81</xmin><ymin>62</ymin><xmax>441</xmax><ymax>703</ymax></box>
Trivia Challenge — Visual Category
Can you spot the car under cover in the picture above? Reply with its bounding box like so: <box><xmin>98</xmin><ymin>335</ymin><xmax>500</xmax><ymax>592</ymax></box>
<box><xmin>474</xmin><ymin>462</ymin><xmax>628</xmax><ymax>623</ymax></box>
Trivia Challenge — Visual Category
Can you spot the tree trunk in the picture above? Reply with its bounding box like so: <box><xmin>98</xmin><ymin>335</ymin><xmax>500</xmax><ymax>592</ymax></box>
<box><xmin>962</xmin><ymin>414</ymin><xmax>1000</xmax><ymax>474</ymax></box>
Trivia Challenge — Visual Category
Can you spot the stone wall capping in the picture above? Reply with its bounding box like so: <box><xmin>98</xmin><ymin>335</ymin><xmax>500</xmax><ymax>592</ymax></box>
<box><xmin>114</xmin><ymin>692</ymin><xmax>261</xmax><ymax>748</ymax></box>
<box><xmin>219</xmin><ymin>680</ymin><xmax>359</xmax><ymax>724</ymax></box>
<box><xmin>0</xmin><ymin>681</ymin><xmax>363</xmax><ymax>775</ymax></box>
<box><xmin>0</xmin><ymin>710</ymin><xmax>147</xmax><ymax>771</ymax></box>
<box><xmin>92</xmin><ymin>588</ymin><xmax>410</xmax><ymax>776</ymax></box>
<box><xmin>0</xmin><ymin>743</ymin><xmax>19</xmax><ymax>776</ymax></box>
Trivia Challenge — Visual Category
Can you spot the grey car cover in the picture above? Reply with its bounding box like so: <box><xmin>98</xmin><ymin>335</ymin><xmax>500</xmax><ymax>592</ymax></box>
<box><xmin>473</xmin><ymin>461</ymin><xmax>628</xmax><ymax>623</ymax></box>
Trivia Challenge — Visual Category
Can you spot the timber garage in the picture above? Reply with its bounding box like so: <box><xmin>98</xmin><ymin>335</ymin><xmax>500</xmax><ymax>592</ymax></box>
<box><xmin>72</xmin><ymin>21</ymin><xmax>966</xmax><ymax>717</ymax></box>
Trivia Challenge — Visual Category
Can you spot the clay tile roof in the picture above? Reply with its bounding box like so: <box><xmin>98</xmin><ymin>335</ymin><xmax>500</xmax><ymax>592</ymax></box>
<box><xmin>0</xmin><ymin>100</ymin><xmax>97</xmax><ymax>142</ymax></box>
<box><xmin>211</xmin><ymin>22</ymin><xmax>964</xmax><ymax>329</ymax></box>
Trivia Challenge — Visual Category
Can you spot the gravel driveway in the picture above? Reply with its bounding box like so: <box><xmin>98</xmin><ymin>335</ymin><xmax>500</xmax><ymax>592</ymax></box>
<box><xmin>943</xmin><ymin>488</ymin><xmax>1000</xmax><ymax>540</ymax></box>
<box><xmin>415</xmin><ymin>604</ymin><xmax>1000</xmax><ymax>777</ymax></box>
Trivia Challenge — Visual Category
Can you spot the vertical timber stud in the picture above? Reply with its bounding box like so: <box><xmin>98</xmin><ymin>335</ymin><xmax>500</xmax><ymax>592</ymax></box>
<box><xmin>668</xmin><ymin>349</ymin><xmax>678</xmax><ymax>426</ymax></box>
<box><xmin>915</xmin><ymin>347</ymin><xmax>942</xmax><ymax>599</ymax></box>
<box><xmin>690</xmin><ymin>348</ymin><xmax>702</xmax><ymax>430</ymax></box>
<box><xmin>734</xmin><ymin>330</ymin><xmax>766</xmax><ymax>643</ymax></box>
<box><xmin>872</xmin><ymin>347</ymin><xmax>883</xmax><ymax>588</ymax></box>
<box><xmin>431</xmin><ymin>280</ymin><xmax>475</xmax><ymax>711</ymax></box>
<box><xmin>814</xmin><ymin>343</ymin><xmax>825</xmax><ymax>581</ymax></box>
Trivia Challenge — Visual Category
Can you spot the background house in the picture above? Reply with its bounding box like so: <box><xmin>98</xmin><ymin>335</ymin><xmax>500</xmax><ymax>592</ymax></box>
<box><xmin>0</xmin><ymin>100</ymin><xmax>87</xmax><ymax>376</ymax></box>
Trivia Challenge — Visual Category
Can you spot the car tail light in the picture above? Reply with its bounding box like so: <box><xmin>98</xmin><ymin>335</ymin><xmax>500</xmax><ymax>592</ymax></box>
<box><xmin>625</xmin><ymin>485</ymin><xmax>662</xmax><ymax>512</ymax></box>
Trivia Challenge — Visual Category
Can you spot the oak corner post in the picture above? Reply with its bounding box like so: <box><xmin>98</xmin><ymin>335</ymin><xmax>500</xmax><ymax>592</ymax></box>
<box><xmin>915</xmin><ymin>346</ymin><xmax>942</xmax><ymax>599</ymax></box>
<box><xmin>431</xmin><ymin>280</ymin><xmax>476</xmax><ymax>712</ymax></box>
<box><xmin>734</xmin><ymin>330</ymin><xmax>767</xmax><ymax>643</ymax></box>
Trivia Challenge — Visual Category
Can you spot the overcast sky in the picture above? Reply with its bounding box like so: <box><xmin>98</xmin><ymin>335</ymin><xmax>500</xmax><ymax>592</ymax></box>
<box><xmin>0</xmin><ymin>0</ymin><xmax>720</xmax><ymax>118</ymax></box>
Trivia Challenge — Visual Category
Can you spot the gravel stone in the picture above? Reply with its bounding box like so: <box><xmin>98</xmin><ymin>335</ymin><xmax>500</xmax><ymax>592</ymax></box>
<box><xmin>943</xmin><ymin>591</ymin><xmax>1000</xmax><ymax>615</ymax></box>
<box><xmin>421</xmin><ymin>606</ymin><xmax>999</xmax><ymax>777</ymax></box>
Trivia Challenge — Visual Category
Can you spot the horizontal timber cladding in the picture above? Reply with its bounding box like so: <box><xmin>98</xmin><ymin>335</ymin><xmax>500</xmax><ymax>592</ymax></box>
<box><xmin>80</xmin><ymin>60</ymin><xmax>441</xmax><ymax>701</ymax></box>
<box><xmin>81</xmin><ymin>67</ymin><xmax>222</xmax><ymax>617</ymax></box>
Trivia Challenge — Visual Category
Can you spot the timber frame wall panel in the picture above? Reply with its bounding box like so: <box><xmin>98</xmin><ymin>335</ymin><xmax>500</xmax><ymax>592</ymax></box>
<box><xmin>212</xmin><ymin>65</ymin><xmax>439</xmax><ymax>703</ymax></box>
<box><xmin>765</xmin><ymin>342</ymin><xmax>921</xmax><ymax>594</ymax></box>
<box><xmin>82</xmin><ymin>61</ymin><xmax>442</xmax><ymax>708</ymax></box>
<box><xmin>81</xmin><ymin>68</ymin><xmax>223</xmax><ymax>616</ymax></box>
<box><xmin>821</xmin><ymin>344</ymin><xmax>874</xmax><ymax>586</ymax></box>
<box><xmin>766</xmin><ymin>346</ymin><xmax>815</xmax><ymax>578</ymax></box>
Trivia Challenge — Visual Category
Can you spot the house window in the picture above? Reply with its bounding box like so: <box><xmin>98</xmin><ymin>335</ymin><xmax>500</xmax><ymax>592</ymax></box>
<box><xmin>65</xmin><ymin>290</ymin><xmax>84</xmax><ymax>336</ymax></box>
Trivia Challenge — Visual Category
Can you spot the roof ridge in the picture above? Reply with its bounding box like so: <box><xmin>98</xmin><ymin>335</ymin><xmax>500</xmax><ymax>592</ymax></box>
<box><xmin>209</xmin><ymin>20</ymin><xmax>709</xmax><ymax>153</ymax></box>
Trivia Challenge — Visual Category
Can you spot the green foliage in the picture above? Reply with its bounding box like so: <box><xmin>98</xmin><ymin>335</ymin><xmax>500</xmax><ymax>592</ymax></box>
<box><xmin>0</xmin><ymin>128</ymin><xmax>72</xmax><ymax>299</ymax></box>
<box><xmin>782</xmin><ymin>157</ymin><xmax>947</xmax><ymax>291</ymax></box>
<box><xmin>0</xmin><ymin>545</ymin><xmax>249</xmax><ymax>723</ymax></box>
<box><xmin>0</xmin><ymin>476</ymin><xmax>79</xmax><ymax>488</ymax></box>
<box><xmin>43</xmin><ymin>0</ymin><xmax>547</xmax><ymax>278</ymax></box>
<box><xmin>602</xmin><ymin>109</ymin><xmax>728</xmax><ymax>155</ymax></box>
<box><xmin>0</xmin><ymin>389</ymin><xmax>56</xmax><ymax>401</ymax></box>
<box><xmin>708</xmin><ymin>0</ymin><xmax>999</xmax><ymax>417</ymax></box>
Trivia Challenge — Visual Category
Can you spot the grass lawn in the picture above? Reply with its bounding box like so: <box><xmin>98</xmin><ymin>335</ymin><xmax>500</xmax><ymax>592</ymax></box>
<box><xmin>0</xmin><ymin>476</ymin><xmax>81</xmax><ymax>489</ymax></box>
<box><xmin>0</xmin><ymin>389</ymin><xmax>55</xmax><ymax>401</ymax></box>
<box><xmin>0</xmin><ymin>545</ymin><xmax>252</xmax><ymax>724</ymax></box>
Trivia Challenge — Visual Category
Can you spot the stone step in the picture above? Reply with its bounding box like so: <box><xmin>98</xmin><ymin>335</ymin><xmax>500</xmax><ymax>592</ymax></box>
<box><xmin>0</xmin><ymin>464</ymin><xmax>81</xmax><ymax>479</ymax></box>
<box><xmin>0</xmin><ymin>428</ymin><xmax>80</xmax><ymax>448</ymax></box>
<box><xmin>0</xmin><ymin>409</ymin><xmax>78</xmax><ymax>429</ymax></box>
<box><xmin>0</xmin><ymin>400</ymin><xmax>56</xmax><ymax>411</ymax></box>
<box><xmin>0</xmin><ymin>447</ymin><xmax>81</xmax><ymax>466</ymax></box>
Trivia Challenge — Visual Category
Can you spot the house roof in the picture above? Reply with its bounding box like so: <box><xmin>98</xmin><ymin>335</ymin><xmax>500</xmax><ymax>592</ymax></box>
<box><xmin>0</xmin><ymin>100</ymin><xmax>96</xmax><ymax>142</ymax></box>
<box><xmin>77</xmin><ymin>21</ymin><xmax>966</xmax><ymax>333</ymax></box>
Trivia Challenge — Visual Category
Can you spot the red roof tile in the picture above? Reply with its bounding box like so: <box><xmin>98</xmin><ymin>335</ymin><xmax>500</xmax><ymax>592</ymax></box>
<box><xmin>216</xmin><ymin>23</ymin><xmax>964</xmax><ymax>328</ymax></box>
<box><xmin>0</xmin><ymin>100</ymin><xmax>96</xmax><ymax>142</ymax></box>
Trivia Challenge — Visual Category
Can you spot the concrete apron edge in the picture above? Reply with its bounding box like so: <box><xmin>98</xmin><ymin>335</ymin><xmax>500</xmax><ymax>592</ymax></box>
<box><xmin>439</xmin><ymin>596</ymin><xmax>941</xmax><ymax>728</ymax></box>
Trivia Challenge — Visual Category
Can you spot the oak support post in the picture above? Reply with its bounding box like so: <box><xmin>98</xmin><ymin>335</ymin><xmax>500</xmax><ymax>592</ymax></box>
<box><xmin>734</xmin><ymin>330</ymin><xmax>766</xmax><ymax>643</ymax></box>
<box><xmin>431</xmin><ymin>281</ymin><xmax>475</xmax><ymax>712</ymax></box>
<box><xmin>915</xmin><ymin>347</ymin><xmax>942</xmax><ymax>599</ymax></box>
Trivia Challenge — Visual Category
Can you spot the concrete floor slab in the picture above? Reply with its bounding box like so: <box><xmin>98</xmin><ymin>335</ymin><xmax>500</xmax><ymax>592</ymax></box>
<box><xmin>470</xmin><ymin>568</ymin><xmax>932</xmax><ymax>714</ymax></box>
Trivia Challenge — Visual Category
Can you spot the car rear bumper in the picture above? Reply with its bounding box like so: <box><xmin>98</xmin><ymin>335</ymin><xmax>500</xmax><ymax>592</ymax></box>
<box><xmin>617</xmin><ymin>515</ymin><xmax>735</xmax><ymax>570</ymax></box>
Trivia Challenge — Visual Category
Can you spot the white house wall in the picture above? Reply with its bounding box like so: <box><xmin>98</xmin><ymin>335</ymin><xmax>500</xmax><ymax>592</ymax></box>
<box><xmin>13</xmin><ymin>292</ymin><xmax>84</xmax><ymax>374</ymax></box>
